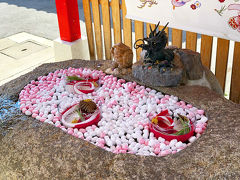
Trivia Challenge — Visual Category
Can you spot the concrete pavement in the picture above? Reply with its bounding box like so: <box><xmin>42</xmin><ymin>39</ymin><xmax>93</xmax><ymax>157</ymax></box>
<box><xmin>0</xmin><ymin>0</ymin><xmax>85</xmax><ymax>40</ymax></box>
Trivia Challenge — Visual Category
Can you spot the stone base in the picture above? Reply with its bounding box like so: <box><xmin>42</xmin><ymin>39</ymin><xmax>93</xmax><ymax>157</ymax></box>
<box><xmin>132</xmin><ymin>61</ymin><xmax>183</xmax><ymax>87</ymax></box>
<box><xmin>0</xmin><ymin>59</ymin><xmax>240</xmax><ymax>179</ymax></box>
<box><xmin>54</xmin><ymin>36</ymin><xmax>90</xmax><ymax>62</ymax></box>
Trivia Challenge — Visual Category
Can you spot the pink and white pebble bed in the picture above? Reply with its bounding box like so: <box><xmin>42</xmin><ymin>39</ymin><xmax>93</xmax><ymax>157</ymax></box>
<box><xmin>19</xmin><ymin>67</ymin><xmax>208</xmax><ymax>156</ymax></box>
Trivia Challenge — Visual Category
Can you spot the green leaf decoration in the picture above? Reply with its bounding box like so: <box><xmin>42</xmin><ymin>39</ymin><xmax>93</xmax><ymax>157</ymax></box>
<box><xmin>66</xmin><ymin>75</ymin><xmax>84</xmax><ymax>82</ymax></box>
<box><xmin>173</xmin><ymin>114</ymin><xmax>190</xmax><ymax>135</ymax></box>
<box><xmin>76</xmin><ymin>109</ymin><xmax>85</xmax><ymax>122</ymax></box>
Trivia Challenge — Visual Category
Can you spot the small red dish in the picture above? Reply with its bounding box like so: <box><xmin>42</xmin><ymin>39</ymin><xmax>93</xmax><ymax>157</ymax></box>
<box><xmin>74</xmin><ymin>82</ymin><xmax>95</xmax><ymax>94</ymax></box>
<box><xmin>61</xmin><ymin>104</ymin><xmax>101</xmax><ymax>129</ymax></box>
<box><xmin>149</xmin><ymin>123</ymin><xmax>195</xmax><ymax>142</ymax></box>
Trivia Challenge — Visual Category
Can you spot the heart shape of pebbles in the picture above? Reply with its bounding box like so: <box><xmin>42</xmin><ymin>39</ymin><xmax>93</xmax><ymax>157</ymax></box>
<box><xmin>19</xmin><ymin>67</ymin><xmax>208</xmax><ymax>156</ymax></box>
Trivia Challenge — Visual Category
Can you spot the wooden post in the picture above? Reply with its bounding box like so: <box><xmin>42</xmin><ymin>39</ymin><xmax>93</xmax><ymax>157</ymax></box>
<box><xmin>55</xmin><ymin>0</ymin><xmax>81</xmax><ymax>42</ymax></box>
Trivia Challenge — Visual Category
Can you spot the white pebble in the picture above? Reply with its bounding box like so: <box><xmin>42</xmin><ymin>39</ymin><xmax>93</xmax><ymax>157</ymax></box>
<box><xmin>25</xmin><ymin>110</ymin><xmax>32</xmax><ymax>116</ymax></box>
<box><xmin>189</xmin><ymin>136</ymin><xmax>197</xmax><ymax>143</ymax></box>
<box><xmin>176</xmin><ymin>142</ymin><xmax>183</xmax><ymax>148</ymax></box>
<box><xmin>169</xmin><ymin>139</ymin><xmax>178</xmax><ymax>147</ymax></box>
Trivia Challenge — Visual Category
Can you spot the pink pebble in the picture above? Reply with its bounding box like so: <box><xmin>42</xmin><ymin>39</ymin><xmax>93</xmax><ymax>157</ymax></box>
<box><xmin>73</xmin><ymin>133</ymin><xmax>78</xmax><ymax>137</ymax></box>
<box><xmin>118</xmin><ymin>92</ymin><xmax>123</xmax><ymax>97</ymax></box>
<box><xmin>178</xmin><ymin>147</ymin><xmax>185</xmax><ymax>150</ymax></box>
<box><xmin>160</xmin><ymin>151</ymin><xmax>168</xmax><ymax>156</ymax></box>
<box><xmin>146</xmin><ymin>88</ymin><xmax>151</xmax><ymax>92</ymax></box>
<box><xmin>154</xmin><ymin>143</ymin><xmax>160</xmax><ymax>149</ymax></box>
<box><xmin>31</xmin><ymin>99</ymin><xmax>37</xmax><ymax>104</ymax></box>
<box><xmin>139</xmin><ymin>89</ymin><xmax>145</xmax><ymax>94</ymax></box>
<box><xmin>139</xmin><ymin>138</ymin><xmax>145</xmax><ymax>144</ymax></box>
<box><xmin>99</xmin><ymin>139</ymin><xmax>105</xmax><ymax>144</ymax></box>
<box><xmin>20</xmin><ymin>106</ymin><xmax>25</xmax><ymax>111</ymax></box>
<box><xmin>197</xmin><ymin>110</ymin><xmax>204</xmax><ymax>115</ymax></box>
<box><xmin>187</xmin><ymin>104</ymin><xmax>193</xmax><ymax>108</ymax></box>
<box><xmin>176</xmin><ymin>102</ymin><xmax>181</xmax><ymax>106</ymax></box>
<box><xmin>91</xmin><ymin>125</ymin><xmax>97</xmax><ymax>130</ymax></box>
<box><xmin>119</xmin><ymin>150</ymin><xmax>127</xmax><ymax>154</ymax></box>
<box><xmin>56</xmin><ymin>124</ymin><xmax>62</xmax><ymax>128</ymax></box>
<box><xmin>165</xmin><ymin>149</ymin><xmax>172</xmax><ymax>154</ymax></box>
<box><xmin>51</xmin><ymin>109</ymin><xmax>57</xmax><ymax>115</ymax></box>
<box><xmin>164</xmin><ymin>141</ymin><xmax>170</xmax><ymax>145</ymax></box>
<box><xmin>132</xmin><ymin>105</ymin><xmax>137</xmax><ymax>110</ymax></box>
<box><xmin>161</xmin><ymin>100</ymin><xmax>166</xmax><ymax>104</ymax></box>
<box><xmin>68</xmin><ymin>130</ymin><xmax>74</xmax><ymax>135</ymax></box>
<box><xmin>180</xmin><ymin>101</ymin><xmax>185</xmax><ymax>105</ymax></box>
<box><xmin>107</xmin><ymin>104</ymin><xmax>113</xmax><ymax>108</ymax></box>
<box><xmin>128</xmin><ymin>151</ymin><xmax>134</xmax><ymax>154</ymax></box>
<box><xmin>145</xmin><ymin>140</ymin><xmax>149</xmax><ymax>146</ymax></box>
<box><xmin>116</xmin><ymin>145</ymin><xmax>121</xmax><ymax>151</ymax></box>
<box><xmin>172</xmin><ymin>150</ymin><xmax>177</xmax><ymax>154</ymax></box>
<box><xmin>98</xmin><ymin>143</ymin><xmax>105</xmax><ymax>148</ymax></box>
<box><xmin>165</xmin><ymin>95</ymin><xmax>170</xmax><ymax>99</ymax></box>
<box><xmin>196</xmin><ymin>123</ymin><xmax>203</xmax><ymax>128</ymax></box>
<box><xmin>40</xmin><ymin>118</ymin><xmax>46</xmax><ymax>122</ymax></box>
<box><xmin>52</xmin><ymin>118</ymin><xmax>59</xmax><ymax>123</ymax></box>
<box><xmin>195</xmin><ymin>128</ymin><xmax>203</xmax><ymax>134</ymax></box>
<box><xmin>188</xmin><ymin>112</ymin><xmax>195</xmax><ymax>117</ymax></box>
<box><xmin>100</xmin><ymin>132</ymin><xmax>105</xmax><ymax>138</ymax></box>
<box><xmin>154</xmin><ymin>148</ymin><xmax>160</xmax><ymax>155</ymax></box>
<box><xmin>32</xmin><ymin>113</ymin><xmax>38</xmax><ymax>118</ymax></box>
<box><xmin>122</xmin><ymin>144</ymin><xmax>128</xmax><ymax>150</ymax></box>
<box><xmin>49</xmin><ymin>92</ymin><xmax>54</xmax><ymax>96</ymax></box>
<box><xmin>112</xmin><ymin>100</ymin><xmax>118</xmax><ymax>105</ymax></box>
<box><xmin>113</xmin><ymin>150</ymin><xmax>119</xmax><ymax>154</ymax></box>
<box><xmin>22</xmin><ymin>108</ymin><xmax>27</xmax><ymax>113</ymax></box>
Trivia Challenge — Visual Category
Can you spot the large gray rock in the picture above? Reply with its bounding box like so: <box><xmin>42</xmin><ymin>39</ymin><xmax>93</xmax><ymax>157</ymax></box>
<box><xmin>136</xmin><ymin>48</ymin><xmax>223</xmax><ymax>95</ymax></box>
<box><xmin>0</xmin><ymin>59</ymin><xmax>240</xmax><ymax>179</ymax></box>
<box><xmin>132</xmin><ymin>61</ymin><xmax>183</xmax><ymax>87</ymax></box>
<box><xmin>177</xmin><ymin>49</ymin><xmax>204</xmax><ymax>80</ymax></box>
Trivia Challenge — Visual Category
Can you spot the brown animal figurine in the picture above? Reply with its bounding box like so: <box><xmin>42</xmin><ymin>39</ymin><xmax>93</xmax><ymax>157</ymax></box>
<box><xmin>111</xmin><ymin>43</ymin><xmax>133</xmax><ymax>69</ymax></box>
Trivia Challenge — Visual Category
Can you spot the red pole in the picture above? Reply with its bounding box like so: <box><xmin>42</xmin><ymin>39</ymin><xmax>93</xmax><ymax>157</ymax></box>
<box><xmin>55</xmin><ymin>0</ymin><xmax>81</xmax><ymax>42</ymax></box>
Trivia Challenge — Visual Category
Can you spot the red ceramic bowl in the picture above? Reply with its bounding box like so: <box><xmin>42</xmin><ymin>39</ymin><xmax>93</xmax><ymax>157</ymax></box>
<box><xmin>61</xmin><ymin>104</ymin><xmax>101</xmax><ymax>129</ymax></box>
<box><xmin>74</xmin><ymin>82</ymin><xmax>95</xmax><ymax>94</ymax></box>
<box><xmin>149</xmin><ymin>123</ymin><xmax>195</xmax><ymax>142</ymax></box>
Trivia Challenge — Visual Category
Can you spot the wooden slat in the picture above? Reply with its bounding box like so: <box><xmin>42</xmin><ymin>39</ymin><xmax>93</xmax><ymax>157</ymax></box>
<box><xmin>82</xmin><ymin>0</ymin><xmax>95</xmax><ymax>59</ymax></box>
<box><xmin>134</xmin><ymin>20</ymin><xmax>144</xmax><ymax>61</ymax></box>
<box><xmin>122</xmin><ymin>0</ymin><xmax>132</xmax><ymax>49</ymax></box>
<box><xmin>91</xmin><ymin>0</ymin><xmax>103</xmax><ymax>59</ymax></box>
<box><xmin>230</xmin><ymin>42</ymin><xmax>240</xmax><ymax>103</ymax></box>
<box><xmin>172</xmin><ymin>28</ymin><xmax>182</xmax><ymax>48</ymax></box>
<box><xmin>159</xmin><ymin>25</ymin><xmax>169</xmax><ymax>45</ymax></box>
<box><xmin>146</xmin><ymin>23</ymin><xmax>155</xmax><ymax>37</ymax></box>
<box><xmin>100</xmin><ymin>0</ymin><xmax>111</xmax><ymax>60</ymax></box>
<box><xmin>111</xmin><ymin>0</ymin><xmax>122</xmax><ymax>44</ymax></box>
<box><xmin>215</xmin><ymin>38</ymin><xmax>230</xmax><ymax>91</ymax></box>
<box><xmin>186</xmin><ymin>32</ymin><xmax>197</xmax><ymax>51</ymax></box>
<box><xmin>200</xmin><ymin>35</ymin><xmax>213</xmax><ymax>69</ymax></box>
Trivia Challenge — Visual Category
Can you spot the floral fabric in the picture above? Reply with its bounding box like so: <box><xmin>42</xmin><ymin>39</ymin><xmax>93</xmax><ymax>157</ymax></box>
<box><xmin>125</xmin><ymin>0</ymin><xmax>240</xmax><ymax>41</ymax></box>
